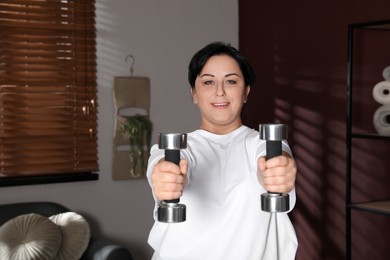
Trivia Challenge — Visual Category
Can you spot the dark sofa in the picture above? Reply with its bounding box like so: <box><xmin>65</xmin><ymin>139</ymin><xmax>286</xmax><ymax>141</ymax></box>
<box><xmin>0</xmin><ymin>201</ymin><xmax>133</xmax><ymax>260</ymax></box>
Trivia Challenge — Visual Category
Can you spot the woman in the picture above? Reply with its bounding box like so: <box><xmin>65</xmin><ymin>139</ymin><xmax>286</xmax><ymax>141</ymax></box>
<box><xmin>146</xmin><ymin>42</ymin><xmax>297</xmax><ymax>260</ymax></box>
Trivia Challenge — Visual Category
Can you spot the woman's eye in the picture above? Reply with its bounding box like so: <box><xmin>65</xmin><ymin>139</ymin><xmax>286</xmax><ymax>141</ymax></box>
<box><xmin>204</xmin><ymin>80</ymin><xmax>214</xmax><ymax>85</ymax></box>
<box><xmin>226</xmin><ymin>80</ymin><xmax>237</xmax><ymax>84</ymax></box>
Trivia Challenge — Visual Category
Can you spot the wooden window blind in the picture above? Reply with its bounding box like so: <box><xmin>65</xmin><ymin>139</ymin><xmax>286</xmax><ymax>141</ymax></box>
<box><xmin>0</xmin><ymin>0</ymin><xmax>98</xmax><ymax>181</ymax></box>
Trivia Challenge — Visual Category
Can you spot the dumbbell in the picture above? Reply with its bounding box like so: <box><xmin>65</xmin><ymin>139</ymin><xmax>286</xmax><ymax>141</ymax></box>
<box><xmin>259</xmin><ymin>124</ymin><xmax>289</xmax><ymax>213</ymax></box>
<box><xmin>157</xmin><ymin>133</ymin><xmax>187</xmax><ymax>223</ymax></box>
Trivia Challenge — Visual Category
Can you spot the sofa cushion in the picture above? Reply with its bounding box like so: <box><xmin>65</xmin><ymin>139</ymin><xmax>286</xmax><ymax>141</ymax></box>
<box><xmin>50</xmin><ymin>212</ymin><xmax>90</xmax><ymax>260</ymax></box>
<box><xmin>0</xmin><ymin>213</ymin><xmax>62</xmax><ymax>260</ymax></box>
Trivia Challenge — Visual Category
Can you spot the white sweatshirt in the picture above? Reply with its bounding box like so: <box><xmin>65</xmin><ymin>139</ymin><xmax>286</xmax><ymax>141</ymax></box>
<box><xmin>147</xmin><ymin>126</ymin><xmax>297</xmax><ymax>260</ymax></box>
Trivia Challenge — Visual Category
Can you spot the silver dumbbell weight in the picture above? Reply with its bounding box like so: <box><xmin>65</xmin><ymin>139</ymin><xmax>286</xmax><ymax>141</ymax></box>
<box><xmin>259</xmin><ymin>124</ymin><xmax>289</xmax><ymax>213</ymax></box>
<box><xmin>157</xmin><ymin>133</ymin><xmax>187</xmax><ymax>223</ymax></box>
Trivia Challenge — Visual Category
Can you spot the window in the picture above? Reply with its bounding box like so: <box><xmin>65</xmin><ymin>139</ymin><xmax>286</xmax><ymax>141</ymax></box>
<box><xmin>0</xmin><ymin>0</ymin><xmax>98</xmax><ymax>186</ymax></box>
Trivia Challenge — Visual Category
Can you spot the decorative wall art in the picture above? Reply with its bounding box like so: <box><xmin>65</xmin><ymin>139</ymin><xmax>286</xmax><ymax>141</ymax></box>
<box><xmin>112</xmin><ymin>55</ymin><xmax>152</xmax><ymax>180</ymax></box>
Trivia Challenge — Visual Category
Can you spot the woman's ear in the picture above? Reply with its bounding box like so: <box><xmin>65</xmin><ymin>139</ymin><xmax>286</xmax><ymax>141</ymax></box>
<box><xmin>191</xmin><ymin>88</ymin><xmax>198</xmax><ymax>104</ymax></box>
<box><xmin>244</xmin><ymin>86</ymin><xmax>250</xmax><ymax>103</ymax></box>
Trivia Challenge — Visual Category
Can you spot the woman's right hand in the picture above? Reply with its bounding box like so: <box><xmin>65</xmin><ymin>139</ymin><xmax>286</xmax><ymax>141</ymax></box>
<box><xmin>151</xmin><ymin>159</ymin><xmax>188</xmax><ymax>201</ymax></box>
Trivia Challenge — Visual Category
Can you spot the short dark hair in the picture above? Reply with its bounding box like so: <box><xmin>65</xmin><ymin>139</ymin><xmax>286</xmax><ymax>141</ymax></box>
<box><xmin>188</xmin><ymin>42</ymin><xmax>255</xmax><ymax>88</ymax></box>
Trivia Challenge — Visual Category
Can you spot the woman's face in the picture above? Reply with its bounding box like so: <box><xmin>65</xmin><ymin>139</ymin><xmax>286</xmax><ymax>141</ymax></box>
<box><xmin>191</xmin><ymin>54</ymin><xmax>250</xmax><ymax>134</ymax></box>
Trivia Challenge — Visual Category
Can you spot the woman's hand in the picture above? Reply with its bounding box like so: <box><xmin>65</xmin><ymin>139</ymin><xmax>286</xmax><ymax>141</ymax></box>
<box><xmin>257</xmin><ymin>152</ymin><xmax>296</xmax><ymax>193</ymax></box>
<box><xmin>151</xmin><ymin>159</ymin><xmax>188</xmax><ymax>201</ymax></box>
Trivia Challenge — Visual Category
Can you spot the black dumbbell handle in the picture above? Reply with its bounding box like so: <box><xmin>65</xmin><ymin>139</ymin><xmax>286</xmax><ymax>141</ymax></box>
<box><xmin>164</xmin><ymin>149</ymin><xmax>180</xmax><ymax>204</ymax></box>
<box><xmin>266</xmin><ymin>140</ymin><xmax>282</xmax><ymax>160</ymax></box>
<box><xmin>266</xmin><ymin>140</ymin><xmax>282</xmax><ymax>195</ymax></box>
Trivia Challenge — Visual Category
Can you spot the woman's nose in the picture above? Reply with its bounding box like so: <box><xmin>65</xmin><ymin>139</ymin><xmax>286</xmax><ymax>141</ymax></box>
<box><xmin>216</xmin><ymin>84</ymin><xmax>226</xmax><ymax>97</ymax></box>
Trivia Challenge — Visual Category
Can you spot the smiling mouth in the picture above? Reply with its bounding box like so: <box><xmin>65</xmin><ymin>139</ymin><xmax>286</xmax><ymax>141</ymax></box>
<box><xmin>212</xmin><ymin>102</ymin><xmax>229</xmax><ymax>108</ymax></box>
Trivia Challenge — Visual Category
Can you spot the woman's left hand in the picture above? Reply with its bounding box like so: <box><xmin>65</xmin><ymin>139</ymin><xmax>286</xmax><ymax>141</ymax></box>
<box><xmin>257</xmin><ymin>152</ymin><xmax>296</xmax><ymax>193</ymax></box>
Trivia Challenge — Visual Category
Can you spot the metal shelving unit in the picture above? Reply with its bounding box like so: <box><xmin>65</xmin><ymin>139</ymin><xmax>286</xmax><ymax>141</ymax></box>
<box><xmin>346</xmin><ymin>19</ymin><xmax>390</xmax><ymax>260</ymax></box>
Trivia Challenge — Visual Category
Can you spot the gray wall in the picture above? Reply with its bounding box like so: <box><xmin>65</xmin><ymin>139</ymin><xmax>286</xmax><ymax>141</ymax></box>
<box><xmin>0</xmin><ymin>1</ymin><xmax>238</xmax><ymax>259</ymax></box>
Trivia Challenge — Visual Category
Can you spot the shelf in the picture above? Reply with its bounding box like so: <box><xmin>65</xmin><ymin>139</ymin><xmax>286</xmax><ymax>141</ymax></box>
<box><xmin>349</xmin><ymin>200</ymin><xmax>390</xmax><ymax>216</ymax></box>
<box><xmin>346</xmin><ymin>19</ymin><xmax>390</xmax><ymax>260</ymax></box>
<box><xmin>351</xmin><ymin>133</ymin><xmax>390</xmax><ymax>140</ymax></box>
<box><xmin>350</xmin><ymin>19</ymin><xmax>390</xmax><ymax>30</ymax></box>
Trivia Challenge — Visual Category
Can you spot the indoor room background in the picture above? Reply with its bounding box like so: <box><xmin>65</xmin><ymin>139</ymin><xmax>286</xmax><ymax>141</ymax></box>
<box><xmin>240</xmin><ymin>0</ymin><xmax>390</xmax><ymax>259</ymax></box>
<box><xmin>1</xmin><ymin>0</ymin><xmax>390</xmax><ymax>259</ymax></box>
<box><xmin>0</xmin><ymin>1</ymin><xmax>238</xmax><ymax>259</ymax></box>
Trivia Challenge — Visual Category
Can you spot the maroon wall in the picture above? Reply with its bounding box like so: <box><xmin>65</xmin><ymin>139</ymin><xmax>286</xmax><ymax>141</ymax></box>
<box><xmin>239</xmin><ymin>1</ymin><xmax>390</xmax><ymax>259</ymax></box>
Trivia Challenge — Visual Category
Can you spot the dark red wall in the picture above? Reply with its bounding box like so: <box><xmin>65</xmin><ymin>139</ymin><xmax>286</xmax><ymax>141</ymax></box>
<box><xmin>239</xmin><ymin>1</ymin><xmax>390</xmax><ymax>259</ymax></box>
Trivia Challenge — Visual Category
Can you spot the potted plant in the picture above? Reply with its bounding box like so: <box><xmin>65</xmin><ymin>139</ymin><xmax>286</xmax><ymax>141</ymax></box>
<box><xmin>120</xmin><ymin>114</ymin><xmax>152</xmax><ymax>177</ymax></box>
